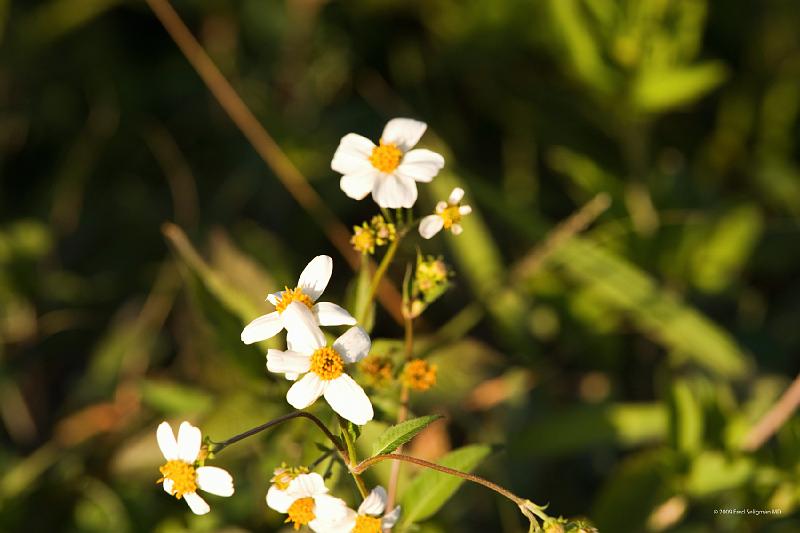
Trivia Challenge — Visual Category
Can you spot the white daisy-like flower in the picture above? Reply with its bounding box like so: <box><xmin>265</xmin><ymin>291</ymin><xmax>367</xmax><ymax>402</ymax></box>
<box><xmin>267</xmin><ymin>303</ymin><xmax>374</xmax><ymax>425</ymax></box>
<box><xmin>266</xmin><ymin>472</ymin><xmax>351</xmax><ymax>532</ymax></box>
<box><xmin>418</xmin><ymin>187</ymin><xmax>472</xmax><ymax>239</ymax></box>
<box><xmin>329</xmin><ymin>486</ymin><xmax>402</xmax><ymax>533</ymax></box>
<box><xmin>241</xmin><ymin>255</ymin><xmax>356</xmax><ymax>350</ymax></box>
<box><xmin>156</xmin><ymin>421</ymin><xmax>234</xmax><ymax>515</ymax></box>
<box><xmin>332</xmin><ymin>118</ymin><xmax>445</xmax><ymax>209</ymax></box>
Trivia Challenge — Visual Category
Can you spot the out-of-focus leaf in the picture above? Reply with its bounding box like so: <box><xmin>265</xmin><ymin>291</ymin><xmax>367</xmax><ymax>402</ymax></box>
<box><xmin>632</xmin><ymin>62</ymin><xmax>727</xmax><ymax>112</ymax></box>
<box><xmin>544</xmin><ymin>238</ymin><xmax>752</xmax><ymax>378</ymax></box>
<box><xmin>669</xmin><ymin>379</ymin><xmax>704</xmax><ymax>455</ymax></box>
<box><xmin>684</xmin><ymin>451</ymin><xmax>753</xmax><ymax>496</ymax></box>
<box><xmin>592</xmin><ymin>449</ymin><xmax>679</xmax><ymax>533</ymax></box>
<box><xmin>398</xmin><ymin>444</ymin><xmax>491</xmax><ymax>527</ymax></box>
<box><xmin>74</xmin><ymin>477</ymin><xmax>131</xmax><ymax>533</ymax></box>
<box><xmin>19</xmin><ymin>0</ymin><xmax>122</xmax><ymax>47</ymax></box>
<box><xmin>371</xmin><ymin>415</ymin><xmax>443</xmax><ymax>457</ymax></box>
<box><xmin>139</xmin><ymin>380</ymin><xmax>214</xmax><ymax>417</ymax></box>
<box><xmin>513</xmin><ymin>403</ymin><xmax>668</xmax><ymax>457</ymax></box>
<box><xmin>691</xmin><ymin>205</ymin><xmax>763</xmax><ymax>293</ymax></box>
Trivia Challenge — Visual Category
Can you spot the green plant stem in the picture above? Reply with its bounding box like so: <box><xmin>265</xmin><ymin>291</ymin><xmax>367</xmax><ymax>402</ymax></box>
<box><xmin>357</xmin><ymin>234</ymin><xmax>403</xmax><ymax>324</ymax></box>
<box><xmin>338</xmin><ymin>416</ymin><xmax>369</xmax><ymax>498</ymax></box>
<box><xmin>209</xmin><ymin>411</ymin><xmax>344</xmax><ymax>457</ymax></box>
<box><xmin>353</xmin><ymin>453</ymin><xmax>530</xmax><ymax>509</ymax></box>
<box><xmin>386</xmin><ymin>313</ymin><xmax>415</xmax><ymax>512</ymax></box>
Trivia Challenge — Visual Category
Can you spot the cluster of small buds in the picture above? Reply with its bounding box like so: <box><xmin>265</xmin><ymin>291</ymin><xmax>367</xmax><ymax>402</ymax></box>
<box><xmin>351</xmin><ymin>215</ymin><xmax>397</xmax><ymax>255</ymax></box>
<box><xmin>402</xmin><ymin>359</ymin><xmax>437</xmax><ymax>391</ymax></box>
<box><xmin>270</xmin><ymin>463</ymin><xmax>310</xmax><ymax>490</ymax></box>
<box><xmin>405</xmin><ymin>255</ymin><xmax>453</xmax><ymax>319</ymax></box>
<box><xmin>359</xmin><ymin>355</ymin><xmax>395</xmax><ymax>387</ymax></box>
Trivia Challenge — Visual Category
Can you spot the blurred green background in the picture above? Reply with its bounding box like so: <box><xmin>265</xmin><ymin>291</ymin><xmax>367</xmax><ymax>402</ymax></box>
<box><xmin>2</xmin><ymin>0</ymin><xmax>800</xmax><ymax>531</ymax></box>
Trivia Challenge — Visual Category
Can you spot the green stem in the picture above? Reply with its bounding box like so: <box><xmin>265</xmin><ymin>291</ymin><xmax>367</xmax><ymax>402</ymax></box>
<box><xmin>356</xmin><ymin>234</ymin><xmax>402</xmax><ymax>324</ymax></box>
<box><xmin>209</xmin><ymin>411</ymin><xmax>344</xmax><ymax>457</ymax></box>
<box><xmin>353</xmin><ymin>453</ymin><xmax>533</xmax><ymax>510</ymax></box>
<box><xmin>338</xmin><ymin>416</ymin><xmax>369</xmax><ymax>498</ymax></box>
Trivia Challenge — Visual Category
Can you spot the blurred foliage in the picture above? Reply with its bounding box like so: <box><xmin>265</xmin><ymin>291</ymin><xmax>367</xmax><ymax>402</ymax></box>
<box><xmin>2</xmin><ymin>0</ymin><xmax>800</xmax><ymax>531</ymax></box>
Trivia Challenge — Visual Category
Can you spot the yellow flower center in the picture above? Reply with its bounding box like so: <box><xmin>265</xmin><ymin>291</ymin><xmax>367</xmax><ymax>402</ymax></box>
<box><xmin>353</xmin><ymin>515</ymin><xmax>383</xmax><ymax>533</ymax></box>
<box><xmin>275</xmin><ymin>287</ymin><xmax>314</xmax><ymax>314</ymax></box>
<box><xmin>351</xmin><ymin>224</ymin><xmax>376</xmax><ymax>255</ymax></box>
<box><xmin>158</xmin><ymin>460</ymin><xmax>197</xmax><ymax>499</ymax></box>
<box><xmin>402</xmin><ymin>359</ymin><xmax>437</xmax><ymax>391</ymax></box>
<box><xmin>369</xmin><ymin>141</ymin><xmax>403</xmax><ymax>173</ymax></box>
<box><xmin>285</xmin><ymin>497</ymin><xmax>315</xmax><ymax>530</ymax></box>
<box><xmin>310</xmin><ymin>347</ymin><xmax>344</xmax><ymax>381</ymax></box>
<box><xmin>439</xmin><ymin>205</ymin><xmax>462</xmax><ymax>229</ymax></box>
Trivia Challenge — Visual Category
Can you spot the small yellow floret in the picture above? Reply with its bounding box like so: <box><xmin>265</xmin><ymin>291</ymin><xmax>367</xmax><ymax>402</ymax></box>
<box><xmin>369</xmin><ymin>141</ymin><xmax>403</xmax><ymax>173</ymax></box>
<box><xmin>285</xmin><ymin>497</ymin><xmax>316</xmax><ymax>530</ymax></box>
<box><xmin>353</xmin><ymin>515</ymin><xmax>383</xmax><ymax>533</ymax></box>
<box><xmin>352</xmin><ymin>224</ymin><xmax>376</xmax><ymax>255</ymax></box>
<box><xmin>403</xmin><ymin>359</ymin><xmax>437</xmax><ymax>391</ymax></box>
<box><xmin>438</xmin><ymin>205</ymin><xmax>462</xmax><ymax>229</ymax></box>
<box><xmin>275</xmin><ymin>287</ymin><xmax>314</xmax><ymax>314</ymax></box>
<box><xmin>158</xmin><ymin>460</ymin><xmax>197</xmax><ymax>499</ymax></box>
<box><xmin>360</xmin><ymin>355</ymin><xmax>394</xmax><ymax>387</ymax></box>
<box><xmin>310</xmin><ymin>347</ymin><xmax>344</xmax><ymax>381</ymax></box>
<box><xmin>271</xmin><ymin>463</ymin><xmax>309</xmax><ymax>490</ymax></box>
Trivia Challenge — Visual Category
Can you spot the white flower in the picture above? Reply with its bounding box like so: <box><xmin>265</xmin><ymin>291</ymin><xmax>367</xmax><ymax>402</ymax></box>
<box><xmin>156</xmin><ymin>421</ymin><xmax>234</xmax><ymax>515</ymax></box>
<box><xmin>241</xmin><ymin>255</ymin><xmax>356</xmax><ymax>352</ymax></box>
<box><xmin>267</xmin><ymin>304</ymin><xmax>374</xmax><ymax>425</ymax></box>
<box><xmin>266</xmin><ymin>472</ymin><xmax>351</xmax><ymax>532</ymax></box>
<box><xmin>340</xmin><ymin>486</ymin><xmax>402</xmax><ymax>533</ymax></box>
<box><xmin>418</xmin><ymin>187</ymin><xmax>472</xmax><ymax>239</ymax></box>
<box><xmin>332</xmin><ymin>118</ymin><xmax>445</xmax><ymax>209</ymax></box>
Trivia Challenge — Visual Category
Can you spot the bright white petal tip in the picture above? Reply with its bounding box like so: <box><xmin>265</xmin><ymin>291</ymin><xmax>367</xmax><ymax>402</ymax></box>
<box><xmin>196</xmin><ymin>466</ymin><xmax>234</xmax><ymax>497</ymax></box>
<box><xmin>323</xmin><ymin>374</ymin><xmax>373</xmax><ymax>425</ymax></box>
<box><xmin>419</xmin><ymin>215</ymin><xmax>444</xmax><ymax>239</ymax></box>
<box><xmin>240</xmin><ymin>311</ymin><xmax>282</xmax><ymax>344</ymax></box>
<box><xmin>448</xmin><ymin>187</ymin><xmax>465</xmax><ymax>204</ymax></box>
<box><xmin>156</xmin><ymin>421</ymin><xmax>179</xmax><ymax>460</ymax></box>
<box><xmin>287</xmin><ymin>373</ymin><xmax>326</xmax><ymax>409</ymax></box>
<box><xmin>176</xmin><ymin>421</ymin><xmax>201</xmax><ymax>463</ymax></box>
<box><xmin>313</xmin><ymin>302</ymin><xmax>357</xmax><ymax>327</ymax></box>
<box><xmin>333</xmin><ymin>326</ymin><xmax>371</xmax><ymax>363</ymax></box>
<box><xmin>297</xmin><ymin>255</ymin><xmax>333</xmax><ymax>302</ymax></box>
<box><xmin>183</xmin><ymin>492</ymin><xmax>211</xmax><ymax>515</ymax></box>
<box><xmin>358</xmin><ymin>485</ymin><xmax>387</xmax><ymax>516</ymax></box>
<box><xmin>381</xmin><ymin>118</ymin><xmax>427</xmax><ymax>151</ymax></box>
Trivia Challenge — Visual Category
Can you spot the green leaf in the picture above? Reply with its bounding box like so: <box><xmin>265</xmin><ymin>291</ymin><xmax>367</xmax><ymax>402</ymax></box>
<box><xmin>632</xmin><ymin>62</ymin><xmax>727</xmax><ymax>112</ymax></box>
<box><xmin>399</xmin><ymin>444</ymin><xmax>491</xmax><ymax>527</ymax></box>
<box><xmin>546</xmin><ymin>238</ymin><xmax>752</xmax><ymax>378</ymax></box>
<box><xmin>371</xmin><ymin>415</ymin><xmax>443</xmax><ymax>457</ymax></box>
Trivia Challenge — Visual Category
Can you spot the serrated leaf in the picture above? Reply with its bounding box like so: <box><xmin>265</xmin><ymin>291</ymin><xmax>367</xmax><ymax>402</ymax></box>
<box><xmin>372</xmin><ymin>415</ymin><xmax>442</xmax><ymax>457</ymax></box>
<box><xmin>399</xmin><ymin>444</ymin><xmax>491</xmax><ymax>527</ymax></box>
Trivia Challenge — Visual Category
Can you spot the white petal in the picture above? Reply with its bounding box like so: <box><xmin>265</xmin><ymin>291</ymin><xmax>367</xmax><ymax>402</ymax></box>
<box><xmin>297</xmin><ymin>255</ymin><xmax>332</xmax><ymax>301</ymax></box>
<box><xmin>459</xmin><ymin>204</ymin><xmax>472</xmax><ymax>215</ymax></box>
<box><xmin>333</xmin><ymin>327</ymin><xmax>371</xmax><ymax>363</ymax></box>
<box><xmin>266</xmin><ymin>485</ymin><xmax>293</xmax><ymax>513</ymax></box>
<box><xmin>311</xmin><ymin>494</ymin><xmax>349</xmax><ymax>523</ymax></box>
<box><xmin>156</xmin><ymin>421</ymin><xmax>178</xmax><ymax>460</ymax></box>
<box><xmin>448</xmin><ymin>187</ymin><xmax>464</xmax><ymax>204</ymax></box>
<box><xmin>418</xmin><ymin>215</ymin><xmax>444</xmax><ymax>239</ymax></box>
<box><xmin>372</xmin><ymin>174</ymin><xmax>418</xmax><ymax>209</ymax></box>
<box><xmin>196</xmin><ymin>466</ymin><xmax>234</xmax><ymax>497</ymax></box>
<box><xmin>267</xmin><ymin>349</ymin><xmax>311</xmax><ymax>375</ymax></box>
<box><xmin>340</xmin><ymin>168</ymin><xmax>379</xmax><ymax>201</ymax></box>
<box><xmin>288</xmin><ymin>472</ymin><xmax>328</xmax><ymax>499</ymax></box>
<box><xmin>162</xmin><ymin>477</ymin><xmax>175</xmax><ymax>495</ymax></box>
<box><xmin>241</xmin><ymin>311</ymin><xmax>283</xmax><ymax>344</ymax></box>
<box><xmin>395</xmin><ymin>149</ymin><xmax>445</xmax><ymax>183</ymax></box>
<box><xmin>313</xmin><ymin>302</ymin><xmax>357</xmax><ymax>327</ymax></box>
<box><xmin>381</xmin><ymin>118</ymin><xmax>427</xmax><ymax>152</ymax></box>
<box><xmin>176</xmin><ymin>421</ymin><xmax>201</xmax><ymax>463</ymax></box>
<box><xmin>435</xmin><ymin>201</ymin><xmax>447</xmax><ymax>213</ymax></box>
<box><xmin>183</xmin><ymin>491</ymin><xmax>210</xmax><ymax>515</ymax></box>
<box><xmin>451</xmin><ymin>223</ymin><xmax>463</xmax><ymax>235</ymax></box>
<box><xmin>281</xmin><ymin>302</ymin><xmax>326</xmax><ymax>353</ymax></box>
<box><xmin>286</xmin><ymin>373</ymin><xmax>326</xmax><ymax>409</ymax></box>
<box><xmin>266</xmin><ymin>292</ymin><xmax>281</xmax><ymax>306</ymax></box>
<box><xmin>312</xmin><ymin>508</ymin><xmax>357</xmax><ymax>533</ymax></box>
<box><xmin>382</xmin><ymin>506</ymin><xmax>402</xmax><ymax>528</ymax></box>
<box><xmin>285</xmin><ymin>372</ymin><xmax>300</xmax><ymax>381</ymax></box>
<box><xmin>323</xmin><ymin>374</ymin><xmax>373</xmax><ymax>425</ymax></box>
<box><xmin>331</xmin><ymin>133</ymin><xmax>376</xmax><ymax>174</ymax></box>
<box><xmin>358</xmin><ymin>485</ymin><xmax>387</xmax><ymax>516</ymax></box>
